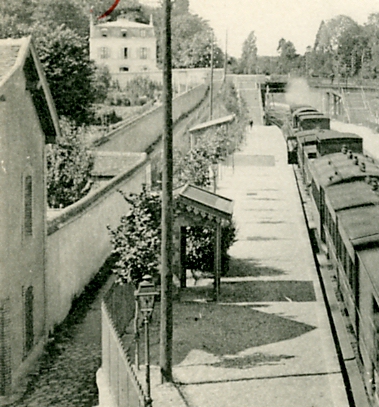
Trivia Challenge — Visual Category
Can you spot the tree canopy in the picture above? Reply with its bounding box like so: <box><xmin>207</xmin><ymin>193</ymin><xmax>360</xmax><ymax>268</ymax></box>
<box><xmin>33</xmin><ymin>24</ymin><xmax>98</xmax><ymax>125</ymax></box>
<box><xmin>239</xmin><ymin>31</ymin><xmax>258</xmax><ymax>74</ymax></box>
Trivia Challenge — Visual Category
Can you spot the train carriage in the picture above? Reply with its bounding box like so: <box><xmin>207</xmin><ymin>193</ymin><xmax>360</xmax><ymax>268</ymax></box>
<box><xmin>268</xmin><ymin>98</ymin><xmax>379</xmax><ymax>403</ymax></box>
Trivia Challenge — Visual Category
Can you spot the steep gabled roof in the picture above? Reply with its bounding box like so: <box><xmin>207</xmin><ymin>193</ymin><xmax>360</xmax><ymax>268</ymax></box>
<box><xmin>0</xmin><ymin>36</ymin><xmax>60</xmax><ymax>143</ymax></box>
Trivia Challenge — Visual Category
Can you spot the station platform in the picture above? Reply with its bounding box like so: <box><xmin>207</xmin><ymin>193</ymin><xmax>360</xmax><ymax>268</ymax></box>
<box><xmin>174</xmin><ymin>126</ymin><xmax>349</xmax><ymax>407</ymax></box>
<box><xmin>146</xmin><ymin>124</ymin><xmax>351</xmax><ymax>407</ymax></box>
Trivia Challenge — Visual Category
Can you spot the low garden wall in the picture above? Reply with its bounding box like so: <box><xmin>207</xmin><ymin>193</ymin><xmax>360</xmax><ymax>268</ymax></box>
<box><xmin>111</xmin><ymin>67</ymin><xmax>224</xmax><ymax>90</ymax></box>
<box><xmin>94</xmin><ymin>84</ymin><xmax>209</xmax><ymax>153</ymax></box>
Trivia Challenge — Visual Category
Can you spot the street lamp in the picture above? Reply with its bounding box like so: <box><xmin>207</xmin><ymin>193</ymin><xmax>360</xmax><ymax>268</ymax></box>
<box><xmin>135</xmin><ymin>275</ymin><xmax>159</xmax><ymax>406</ymax></box>
<box><xmin>211</xmin><ymin>161</ymin><xmax>218</xmax><ymax>193</ymax></box>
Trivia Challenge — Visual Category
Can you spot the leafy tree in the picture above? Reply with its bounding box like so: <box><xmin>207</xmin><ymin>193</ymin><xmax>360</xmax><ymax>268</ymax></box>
<box><xmin>32</xmin><ymin>0</ymin><xmax>89</xmax><ymax>37</ymax></box>
<box><xmin>172</xmin><ymin>0</ymin><xmax>190</xmax><ymax>16</ymax></box>
<box><xmin>240</xmin><ymin>31</ymin><xmax>258</xmax><ymax>74</ymax></box>
<box><xmin>277</xmin><ymin>38</ymin><xmax>302</xmax><ymax>74</ymax></box>
<box><xmin>92</xmin><ymin>65</ymin><xmax>112</xmax><ymax>103</ymax></box>
<box><xmin>312</xmin><ymin>15</ymin><xmax>363</xmax><ymax>78</ymax></box>
<box><xmin>33</xmin><ymin>24</ymin><xmax>98</xmax><ymax>125</ymax></box>
<box><xmin>108</xmin><ymin>186</ymin><xmax>161</xmax><ymax>286</ymax></box>
<box><xmin>364</xmin><ymin>13</ymin><xmax>379</xmax><ymax>77</ymax></box>
<box><xmin>46</xmin><ymin>118</ymin><xmax>94</xmax><ymax>208</ymax></box>
<box><xmin>0</xmin><ymin>0</ymin><xmax>35</xmax><ymax>38</ymax></box>
<box><xmin>123</xmin><ymin>76</ymin><xmax>162</xmax><ymax>105</ymax></box>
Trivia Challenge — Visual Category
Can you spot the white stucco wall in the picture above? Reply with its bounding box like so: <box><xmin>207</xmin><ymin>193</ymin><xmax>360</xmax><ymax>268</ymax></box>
<box><xmin>45</xmin><ymin>157</ymin><xmax>149</xmax><ymax>331</ymax></box>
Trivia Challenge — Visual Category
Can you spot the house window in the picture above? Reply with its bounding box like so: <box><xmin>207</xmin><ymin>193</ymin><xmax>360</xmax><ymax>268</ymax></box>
<box><xmin>119</xmin><ymin>66</ymin><xmax>129</xmax><ymax>72</ymax></box>
<box><xmin>101</xmin><ymin>28</ymin><xmax>108</xmax><ymax>37</ymax></box>
<box><xmin>140</xmin><ymin>29</ymin><xmax>146</xmax><ymax>37</ymax></box>
<box><xmin>99</xmin><ymin>47</ymin><xmax>109</xmax><ymax>59</ymax></box>
<box><xmin>140</xmin><ymin>47</ymin><xmax>147</xmax><ymax>59</ymax></box>
<box><xmin>123</xmin><ymin>47</ymin><xmax>128</xmax><ymax>59</ymax></box>
<box><xmin>121</xmin><ymin>29</ymin><xmax>127</xmax><ymax>37</ymax></box>
<box><xmin>24</xmin><ymin>175</ymin><xmax>32</xmax><ymax>236</ymax></box>
<box><xmin>23</xmin><ymin>286</ymin><xmax>34</xmax><ymax>356</ymax></box>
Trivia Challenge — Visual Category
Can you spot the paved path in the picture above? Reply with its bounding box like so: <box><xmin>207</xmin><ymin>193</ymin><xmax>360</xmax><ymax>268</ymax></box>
<box><xmin>8</xmin><ymin>269</ymin><xmax>114</xmax><ymax>407</ymax></box>
<box><xmin>151</xmin><ymin>124</ymin><xmax>349</xmax><ymax>407</ymax></box>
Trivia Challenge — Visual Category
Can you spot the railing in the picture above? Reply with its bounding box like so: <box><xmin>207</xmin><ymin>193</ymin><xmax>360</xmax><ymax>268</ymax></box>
<box><xmin>361</xmin><ymin>86</ymin><xmax>378</xmax><ymax>125</ymax></box>
<box><xmin>100</xmin><ymin>282</ymin><xmax>148</xmax><ymax>407</ymax></box>
<box><xmin>339</xmin><ymin>87</ymin><xmax>351</xmax><ymax>123</ymax></box>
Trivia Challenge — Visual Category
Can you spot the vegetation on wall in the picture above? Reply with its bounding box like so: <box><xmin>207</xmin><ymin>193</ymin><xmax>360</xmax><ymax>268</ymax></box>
<box><xmin>46</xmin><ymin>118</ymin><xmax>94</xmax><ymax>209</ymax></box>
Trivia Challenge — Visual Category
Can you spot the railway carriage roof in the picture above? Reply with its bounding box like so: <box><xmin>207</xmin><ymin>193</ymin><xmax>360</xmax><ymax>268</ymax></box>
<box><xmin>293</xmin><ymin>109</ymin><xmax>321</xmax><ymax>117</ymax></box>
<box><xmin>297</xmin><ymin>130</ymin><xmax>360</xmax><ymax>143</ymax></box>
<box><xmin>298</xmin><ymin>113</ymin><xmax>329</xmax><ymax>121</ymax></box>
<box><xmin>296</xmin><ymin>130</ymin><xmax>319</xmax><ymax>144</ymax></box>
<box><xmin>311</xmin><ymin>153</ymin><xmax>379</xmax><ymax>186</ymax></box>
<box><xmin>326</xmin><ymin>181</ymin><xmax>379</xmax><ymax>211</ymax></box>
<box><xmin>338</xmin><ymin>205</ymin><xmax>379</xmax><ymax>246</ymax></box>
<box><xmin>289</xmin><ymin>104</ymin><xmax>314</xmax><ymax>113</ymax></box>
<box><xmin>316</xmin><ymin>130</ymin><xmax>361</xmax><ymax>141</ymax></box>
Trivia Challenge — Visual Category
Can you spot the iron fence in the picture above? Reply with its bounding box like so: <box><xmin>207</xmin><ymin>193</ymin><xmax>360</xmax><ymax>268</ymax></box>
<box><xmin>101</xmin><ymin>283</ymin><xmax>148</xmax><ymax>407</ymax></box>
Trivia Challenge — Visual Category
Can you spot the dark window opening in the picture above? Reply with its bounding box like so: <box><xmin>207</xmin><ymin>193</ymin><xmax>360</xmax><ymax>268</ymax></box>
<box><xmin>24</xmin><ymin>175</ymin><xmax>32</xmax><ymax>236</ymax></box>
<box><xmin>119</xmin><ymin>66</ymin><xmax>129</xmax><ymax>72</ymax></box>
<box><xmin>124</xmin><ymin>47</ymin><xmax>128</xmax><ymax>59</ymax></box>
<box><xmin>24</xmin><ymin>286</ymin><xmax>34</xmax><ymax>356</ymax></box>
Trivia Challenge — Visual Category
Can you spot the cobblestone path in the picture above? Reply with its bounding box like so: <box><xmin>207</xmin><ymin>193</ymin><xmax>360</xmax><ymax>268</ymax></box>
<box><xmin>11</xmin><ymin>262</ymin><xmax>114</xmax><ymax>407</ymax></box>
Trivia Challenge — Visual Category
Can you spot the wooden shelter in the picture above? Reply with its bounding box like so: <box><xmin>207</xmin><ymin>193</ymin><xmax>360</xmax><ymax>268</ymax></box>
<box><xmin>173</xmin><ymin>184</ymin><xmax>233</xmax><ymax>301</ymax></box>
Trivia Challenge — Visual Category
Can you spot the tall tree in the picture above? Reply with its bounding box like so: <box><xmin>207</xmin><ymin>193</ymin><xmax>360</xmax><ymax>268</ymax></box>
<box><xmin>32</xmin><ymin>0</ymin><xmax>90</xmax><ymax>37</ymax></box>
<box><xmin>240</xmin><ymin>31</ymin><xmax>258</xmax><ymax>74</ymax></box>
<box><xmin>33</xmin><ymin>24</ymin><xmax>98</xmax><ymax>125</ymax></box>
<box><xmin>365</xmin><ymin>13</ymin><xmax>379</xmax><ymax>77</ymax></box>
<box><xmin>277</xmin><ymin>38</ymin><xmax>301</xmax><ymax>74</ymax></box>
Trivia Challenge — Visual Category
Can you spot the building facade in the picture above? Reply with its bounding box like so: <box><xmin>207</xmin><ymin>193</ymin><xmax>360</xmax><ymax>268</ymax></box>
<box><xmin>89</xmin><ymin>15</ymin><xmax>157</xmax><ymax>74</ymax></box>
<box><xmin>0</xmin><ymin>37</ymin><xmax>60</xmax><ymax>396</ymax></box>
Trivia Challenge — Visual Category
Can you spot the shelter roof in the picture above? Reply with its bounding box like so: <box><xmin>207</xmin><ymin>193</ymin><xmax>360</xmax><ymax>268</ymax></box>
<box><xmin>175</xmin><ymin>184</ymin><xmax>233</xmax><ymax>222</ymax></box>
<box><xmin>189</xmin><ymin>114</ymin><xmax>235</xmax><ymax>133</ymax></box>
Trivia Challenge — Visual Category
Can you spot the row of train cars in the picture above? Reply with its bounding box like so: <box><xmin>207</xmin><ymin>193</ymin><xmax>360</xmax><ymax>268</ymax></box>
<box><xmin>265</xmin><ymin>101</ymin><xmax>379</xmax><ymax>405</ymax></box>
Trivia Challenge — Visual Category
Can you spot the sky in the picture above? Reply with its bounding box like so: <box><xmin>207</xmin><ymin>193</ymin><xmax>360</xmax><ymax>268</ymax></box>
<box><xmin>188</xmin><ymin>0</ymin><xmax>379</xmax><ymax>57</ymax></box>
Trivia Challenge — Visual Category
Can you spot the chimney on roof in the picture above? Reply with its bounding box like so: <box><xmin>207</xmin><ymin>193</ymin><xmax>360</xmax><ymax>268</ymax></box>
<box><xmin>149</xmin><ymin>14</ymin><xmax>153</xmax><ymax>26</ymax></box>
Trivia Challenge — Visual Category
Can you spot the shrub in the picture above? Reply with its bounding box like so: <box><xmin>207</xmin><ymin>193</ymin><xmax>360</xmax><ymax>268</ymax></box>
<box><xmin>46</xmin><ymin>118</ymin><xmax>94</xmax><ymax>208</ymax></box>
<box><xmin>108</xmin><ymin>186</ymin><xmax>161</xmax><ymax>287</ymax></box>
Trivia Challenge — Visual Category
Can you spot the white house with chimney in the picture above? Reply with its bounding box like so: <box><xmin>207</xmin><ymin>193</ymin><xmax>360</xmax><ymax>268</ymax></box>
<box><xmin>89</xmin><ymin>15</ymin><xmax>157</xmax><ymax>74</ymax></box>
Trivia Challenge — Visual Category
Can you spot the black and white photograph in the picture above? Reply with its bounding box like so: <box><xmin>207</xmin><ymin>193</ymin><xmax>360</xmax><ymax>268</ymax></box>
<box><xmin>1</xmin><ymin>0</ymin><xmax>379</xmax><ymax>406</ymax></box>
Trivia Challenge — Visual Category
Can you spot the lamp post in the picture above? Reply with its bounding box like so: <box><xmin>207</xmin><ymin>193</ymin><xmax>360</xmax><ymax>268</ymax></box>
<box><xmin>211</xmin><ymin>162</ymin><xmax>218</xmax><ymax>193</ymax></box>
<box><xmin>135</xmin><ymin>275</ymin><xmax>159</xmax><ymax>406</ymax></box>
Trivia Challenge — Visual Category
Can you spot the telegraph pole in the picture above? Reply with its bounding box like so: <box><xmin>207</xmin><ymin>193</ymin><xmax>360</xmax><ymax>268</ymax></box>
<box><xmin>160</xmin><ymin>0</ymin><xmax>173</xmax><ymax>384</ymax></box>
<box><xmin>223</xmin><ymin>30</ymin><xmax>228</xmax><ymax>82</ymax></box>
<box><xmin>209</xmin><ymin>32</ymin><xmax>214</xmax><ymax>120</ymax></box>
